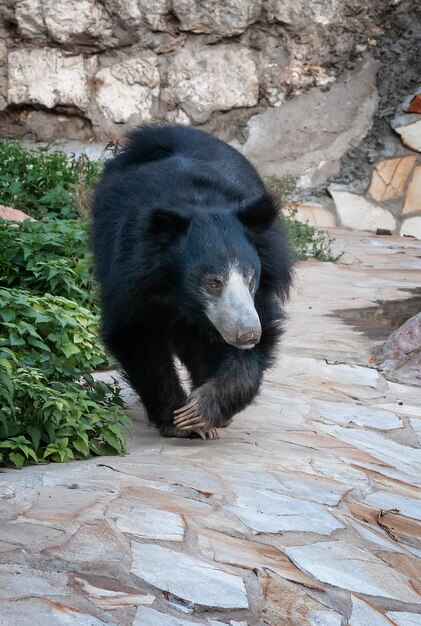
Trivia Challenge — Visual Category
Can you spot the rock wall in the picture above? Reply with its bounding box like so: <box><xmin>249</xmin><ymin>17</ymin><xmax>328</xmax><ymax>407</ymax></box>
<box><xmin>1</xmin><ymin>0</ymin><xmax>420</xmax><ymax>236</ymax></box>
<box><xmin>0</xmin><ymin>0</ymin><xmax>402</xmax><ymax>141</ymax></box>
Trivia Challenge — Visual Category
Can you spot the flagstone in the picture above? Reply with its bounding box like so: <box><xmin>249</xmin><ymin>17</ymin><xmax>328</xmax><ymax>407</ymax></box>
<box><xmin>0</xmin><ymin>598</ymin><xmax>113</xmax><ymax>626</ymax></box>
<box><xmin>131</xmin><ymin>543</ymin><xmax>249</xmax><ymax>608</ymax></box>
<box><xmin>115</xmin><ymin>506</ymin><xmax>186</xmax><ymax>541</ymax></box>
<box><xmin>363</xmin><ymin>491</ymin><xmax>421</xmax><ymax>521</ymax></box>
<box><xmin>226</xmin><ymin>485</ymin><xmax>343</xmax><ymax>534</ymax></box>
<box><xmin>386</xmin><ymin>612</ymin><xmax>421</xmax><ymax>626</ymax></box>
<box><xmin>314</xmin><ymin>400</ymin><xmax>402</xmax><ymax>430</ymax></box>
<box><xmin>349</xmin><ymin>595</ymin><xmax>397</xmax><ymax>625</ymax></box>
<box><xmin>197</xmin><ymin>528</ymin><xmax>323</xmax><ymax>589</ymax></box>
<box><xmin>284</xmin><ymin>541</ymin><xmax>421</xmax><ymax>602</ymax></box>
<box><xmin>134</xmin><ymin>607</ymin><xmax>205</xmax><ymax>625</ymax></box>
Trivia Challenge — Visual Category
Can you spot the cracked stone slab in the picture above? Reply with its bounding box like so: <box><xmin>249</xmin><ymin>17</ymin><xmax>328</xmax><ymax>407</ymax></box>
<box><xmin>197</xmin><ymin>528</ymin><xmax>323</xmax><ymax>589</ymax></box>
<box><xmin>386</xmin><ymin>612</ymin><xmax>421</xmax><ymax>626</ymax></box>
<box><xmin>314</xmin><ymin>400</ymin><xmax>402</xmax><ymax>430</ymax></box>
<box><xmin>349</xmin><ymin>595</ymin><xmax>398</xmax><ymax>625</ymax></box>
<box><xmin>115</xmin><ymin>506</ymin><xmax>186</xmax><ymax>541</ymax></box>
<box><xmin>131</xmin><ymin>543</ymin><xmax>248</xmax><ymax>608</ymax></box>
<box><xmin>0</xmin><ymin>598</ymin><xmax>114</xmax><ymax>626</ymax></box>
<box><xmin>363</xmin><ymin>491</ymin><xmax>421</xmax><ymax>522</ymax></box>
<box><xmin>259</xmin><ymin>570</ymin><xmax>341</xmax><ymax>626</ymax></box>
<box><xmin>284</xmin><ymin>541</ymin><xmax>421</xmax><ymax>602</ymax></box>
<box><xmin>226</xmin><ymin>484</ymin><xmax>343</xmax><ymax>535</ymax></box>
<box><xmin>134</xmin><ymin>607</ymin><xmax>205</xmax><ymax>625</ymax></box>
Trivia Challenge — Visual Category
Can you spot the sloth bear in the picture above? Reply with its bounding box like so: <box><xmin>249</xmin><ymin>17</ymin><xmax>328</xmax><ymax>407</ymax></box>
<box><xmin>92</xmin><ymin>125</ymin><xmax>292</xmax><ymax>439</ymax></box>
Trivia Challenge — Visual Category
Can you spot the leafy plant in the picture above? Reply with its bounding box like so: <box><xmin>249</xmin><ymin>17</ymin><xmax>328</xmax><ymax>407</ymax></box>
<box><xmin>0</xmin><ymin>218</ymin><xmax>97</xmax><ymax>308</ymax></box>
<box><xmin>0</xmin><ymin>289</ymin><xmax>127</xmax><ymax>469</ymax></box>
<box><xmin>265</xmin><ymin>175</ymin><xmax>342</xmax><ymax>262</ymax></box>
<box><xmin>0</xmin><ymin>141</ymin><xmax>101</xmax><ymax>219</ymax></box>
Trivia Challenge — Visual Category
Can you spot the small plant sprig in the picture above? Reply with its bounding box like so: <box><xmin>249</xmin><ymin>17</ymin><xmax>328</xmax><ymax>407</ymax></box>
<box><xmin>265</xmin><ymin>175</ymin><xmax>343</xmax><ymax>262</ymax></box>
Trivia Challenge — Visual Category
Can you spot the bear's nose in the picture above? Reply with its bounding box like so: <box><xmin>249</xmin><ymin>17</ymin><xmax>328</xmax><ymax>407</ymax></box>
<box><xmin>237</xmin><ymin>327</ymin><xmax>261</xmax><ymax>345</ymax></box>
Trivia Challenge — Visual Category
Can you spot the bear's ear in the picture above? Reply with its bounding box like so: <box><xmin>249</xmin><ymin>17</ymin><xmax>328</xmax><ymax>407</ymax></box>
<box><xmin>148</xmin><ymin>209</ymin><xmax>191</xmax><ymax>242</ymax></box>
<box><xmin>237</xmin><ymin>192</ymin><xmax>279</xmax><ymax>231</ymax></box>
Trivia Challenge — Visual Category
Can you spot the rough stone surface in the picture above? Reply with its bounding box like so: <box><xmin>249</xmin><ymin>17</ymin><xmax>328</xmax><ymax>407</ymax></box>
<box><xmin>284</xmin><ymin>541</ymin><xmax>421</xmax><ymax>602</ymax></box>
<box><xmin>43</xmin><ymin>0</ymin><xmax>114</xmax><ymax>46</ymax></box>
<box><xmin>267</xmin><ymin>0</ymin><xmax>339</xmax><ymax>26</ymax></box>
<box><xmin>236</xmin><ymin>59</ymin><xmax>379</xmax><ymax>185</ymax></box>
<box><xmin>131</xmin><ymin>543</ymin><xmax>248</xmax><ymax>608</ymax></box>
<box><xmin>165</xmin><ymin>44</ymin><xmax>259</xmax><ymax>124</ymax></box>
<box><xmin>400</xmin><ymin>216</ymin><xmax>421</xmax><ymax>240</ymax></box>
<box><xmin>283</xmin><ymin>204</ymin><xmax>337</xmax><ymax>228</ymax></box>
<box><xmin>330</xmin><ymin>190</ymin><xmax>397</xmax><ymax>232</ymax></box>
<box><xmin>0</xmin><ymin>229</ymin><xmax>420</xmax><ymax>624</ymax></box>
<box><xmin>172</xmin><ymin>0</ymin><xmax>262</xmax><ymax>36</ymax></box>
<box><xmin>7</xmin><ymin>48</ymin><xmax>90</xmax><ymax>110</ymax></box>
<box><xmin>94</xmin><ymin>55</ymin><xmax>159</xmax><ymax>124</ymax></box>
<box><xmin>0</xmin><ymin>205</ymin><xmax>35</xmax><ymax>222</ymax></box>
<box><xmin>396</xmin><ymin>120</ymin><xmax>421</xmax><ymax>153</ymax></box>
<box><xmin>368</xmin><ymin>156</ymin><xmax>416</xmax><ymax>202</ymax></box>
<box><xmin>378</xmin><ymin>313</ymin><xmax>421</xmax><ymax>385</ymax></box>
<box><xmin>403</xmin><ymin>166</ymin><xmax>421</xmax><ymax>216</ymax></box>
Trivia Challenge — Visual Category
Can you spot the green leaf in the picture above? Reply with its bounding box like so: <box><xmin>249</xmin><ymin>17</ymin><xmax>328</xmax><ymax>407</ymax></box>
<box><xmin>9</xmin><ymin>452</ymin><xmax>25</xmax><ymax>469</ymax></box>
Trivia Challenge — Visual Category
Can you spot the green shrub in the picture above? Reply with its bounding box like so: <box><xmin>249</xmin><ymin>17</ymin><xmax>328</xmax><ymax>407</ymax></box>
<box><xmin>0</xmin><ymin>289</ymin><xmax>128</xmax><ymax>468</ymax></box>
<box><xmin>0</xmin><ymin>218</ymin><xmax>96</xmax><ymax>308</ymax></box>
<box><xmin>0</xmin><ymin>141</ymin><xmax>100</xmax><ymax>219</ymax></box>
<box><xmin>264</xmin><ymin>175</ymin><xmax>342</xmax><ymax>262</ymax></box>
<box><xmin>0</xmin><ymin>354</ymin><xmax>129</xmax><ymax>468</ymax></box>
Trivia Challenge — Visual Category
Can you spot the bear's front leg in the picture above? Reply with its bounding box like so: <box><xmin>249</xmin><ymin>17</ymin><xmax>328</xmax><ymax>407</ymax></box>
<box><xmin>173</xmin><ymin>348</ymin><xmax>263</xmax><ymax>436</ymax></box>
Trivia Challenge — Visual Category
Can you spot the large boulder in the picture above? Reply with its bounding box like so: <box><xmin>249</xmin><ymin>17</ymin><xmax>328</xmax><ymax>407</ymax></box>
<box><xmin>235</xmin><ymin>58</ymin><xmax>379</xmax><ymax>187</ymax></box>
<box><xmin>378</xmin><ymin>313</ymin><xmax>421</xmax><ymax>386</ymax></box>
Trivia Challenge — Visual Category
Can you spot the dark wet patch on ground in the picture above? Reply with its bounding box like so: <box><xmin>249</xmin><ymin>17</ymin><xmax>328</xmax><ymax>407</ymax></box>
<box><xmin>331</xmin><ymin>287</ymin><xmax>421</xmax><ymax>341</ymax></box>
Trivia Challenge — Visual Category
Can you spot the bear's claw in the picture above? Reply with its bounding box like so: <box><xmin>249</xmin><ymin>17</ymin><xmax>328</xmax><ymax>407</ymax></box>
<box><xmin>173</xmin><ymin>400</ymin><xmax>219</xmax><ymax>439</ymax></box>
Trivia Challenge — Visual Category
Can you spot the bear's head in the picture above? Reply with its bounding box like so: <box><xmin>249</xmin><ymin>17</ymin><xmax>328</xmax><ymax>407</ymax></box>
<box><xmin>148</xmin><ymin>193</ymin><xmax>279</xmax><ymax>350</ymax></box>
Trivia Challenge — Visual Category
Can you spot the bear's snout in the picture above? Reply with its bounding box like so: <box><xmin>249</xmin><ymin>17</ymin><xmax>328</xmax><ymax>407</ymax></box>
<box><xmin>236</xmin><ymin>325</ymin><xmax>262</xmax><ymax>349</ymax></box>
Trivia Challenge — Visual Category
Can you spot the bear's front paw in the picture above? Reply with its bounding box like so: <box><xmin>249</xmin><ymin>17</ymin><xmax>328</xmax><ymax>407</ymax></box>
<box><xmin>173</xmin><ymin>389</ymin><xmax>220</xmax><ymax>439</ymax></box>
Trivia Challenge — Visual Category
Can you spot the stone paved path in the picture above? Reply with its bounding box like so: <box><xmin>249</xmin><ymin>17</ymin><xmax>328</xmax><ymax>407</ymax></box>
<box><xmin>1</xmin><ymin>230</ymin><xmax>421</xmax><ymax>626</ymax></box>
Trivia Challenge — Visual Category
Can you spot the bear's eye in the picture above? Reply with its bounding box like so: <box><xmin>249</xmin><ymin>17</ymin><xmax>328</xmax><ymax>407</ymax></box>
<box><xmin>207</xmin><ymin>278</ymin><xmax>223</xmax><ymax>292</ymax></box>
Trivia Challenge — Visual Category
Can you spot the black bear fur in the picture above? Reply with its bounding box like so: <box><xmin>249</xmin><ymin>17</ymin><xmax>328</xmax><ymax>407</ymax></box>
<box><xmin>92</xmin><ymin>124</ymin><xmax>292</xmax><ymax>437</ymax></box>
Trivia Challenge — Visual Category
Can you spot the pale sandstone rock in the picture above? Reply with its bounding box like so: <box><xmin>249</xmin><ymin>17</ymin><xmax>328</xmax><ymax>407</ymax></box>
<box><xmin>387</xmin><ymin>612</ymin><xmax>421</xmax><ymax>626</ymax></box>
<box><xmin>15</xmin><ymin>0</ymin><xmax>45</xmax><ymax>38</ymax></box>
<box><xmin>172</xmin><ymin>0</ymin><xmax>262</xmax><ymax>36</ymax></box>
<box><xmin>95</xmin><ymin>55</ymin><xmax>159</xmax><ymax>123</ymax></box>
<box><xmin>368</xmin><ymin>156</ymin><xmax>416</xmax><ymax>202</ymax></box>
<box><xmin>396</xmin><ymin>119</ymin><xmax>421</xmax><ymax>152</ymax></box>
<box><xmin>134</xmin><ymin>607</ymin><xmax>203</xmax><ymax>626</ymax></box>
<box><xmin>139</xmin><ymin>0</ymin><xmax>169</xmax><ymax>31</ymax></box>
<box><xmin>283</xmin><ymin>203</ymin><xmax>337</xmax><ymax>228</ymax></box>
<box><xmin>259</xmin><ymin>570</ymin><xmax>341</xmax><ymax>626</ymax></box>
<box><xmin>267</xmin><ymin>0</ymin><xmax>339</xmax><ymax>26</ymax></box>
<box><xmin>43</xmin><ymin>0</ymin><xmax>113</xmax><ymax>45</ymax></box>
<box><xmin>237</xmin><ymin>59</ymin><xmax>379</xmax><ymax>184</ymax></box>
<box><xmin>166</xmin><ymin>44</ymin><xmax>259</xmax><ymax>123</ymax></box>
<box><xmin>0</xmin><ymin>205</ymin><xmax>35</xmax><ymax>222</ymax></box>
<box><xmin>0</xmin><ymin>598</ymin><xmax>111</xmax><ymax>626</ymax></box>
<box><xmin>403</xmin><ymin>165</ymin><xmax>421</xmax><ymax>215</ymax></box>
<box><xmin>285</xmin><ymin>540</ymin><xmax>421</xmax><ymax>602</ymax></box>
<box><xmin>8</xmin><ymin>48</ymin><xmax>89</xmax><ymax>110</ymax></box>
<box><xmin>330</xmin><ymin>190</ymin><xmax>396</xmax><ymax>232</ymax></box>
<box><xmin>105</xmin><ymin>0</ymin><xmax>142</xmax><ymax>26</ymax></box>
<box><xmin>400</xmin><ymin>216</ymin><xmax>421</xmax><ymax>239</ymax></box>
<box><xmin>349</xmin><ymin>595</ymin><xmax>396</xmax><ymax>626</ymax></box>
<box><xmin>131</xmin><ymin>543</ymin><xmax>248</xmax><ymax>608</ymax></box>
<box><xmin>378</xmin><ymin>313</ymin><xmax>421</xmax><ymax>386</ymax></box>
